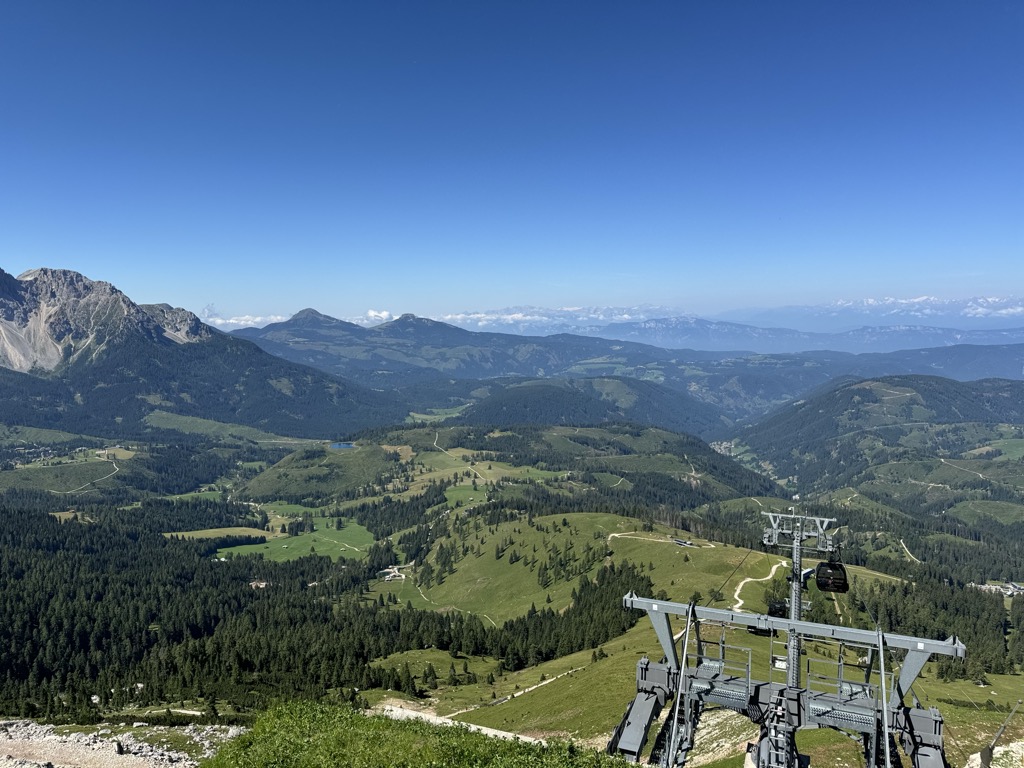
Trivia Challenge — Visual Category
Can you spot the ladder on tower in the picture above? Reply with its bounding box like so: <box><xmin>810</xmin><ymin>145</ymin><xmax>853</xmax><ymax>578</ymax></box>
<box><xmin>761</xmin><ymin>688</ymin><xmax>800</xmax><ymax>768</ymax></box>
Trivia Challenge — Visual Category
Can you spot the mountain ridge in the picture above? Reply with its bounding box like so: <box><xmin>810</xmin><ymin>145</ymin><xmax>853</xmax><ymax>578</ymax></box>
<box><xmin>233</xmin><ymin>308</ymin><xmax>688</xmax><ymax>383</ymax></box>
<box><xmin>231</xmin><ymin>306</ymin><xmax>1024</xmax><ymax>422</ymax></box>
<box><xmin>242</xmin><ymin>303</ymin><xmax>1024</xmax><ymax>354</ymax></box>
<box><xmin>0</xmin><ymin>267</ymin><xmax>406</xmax><ymax>438</ymax></box>
<box><xmin>0</xmin><ymin>267</ymin><xmax>212</xmax><ymax>373</ymax></box>
<box><xmin>7</xmin><ymin>268</ymin><xmax>1024</xmax><ymax>442</ymax></box>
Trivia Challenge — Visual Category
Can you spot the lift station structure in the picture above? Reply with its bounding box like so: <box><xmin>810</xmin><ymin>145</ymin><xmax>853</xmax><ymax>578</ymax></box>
<box><xmin>607</xmin><ymin>509</ymin><xmax>966</xmax><ymax>768</ymax></box>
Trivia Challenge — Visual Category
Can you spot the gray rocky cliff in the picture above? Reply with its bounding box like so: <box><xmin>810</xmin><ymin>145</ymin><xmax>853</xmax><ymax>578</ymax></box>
<box><xmin>0</xmin><ymin>267</ymin><xmax>210</xmax><ymax>373</ymax></box>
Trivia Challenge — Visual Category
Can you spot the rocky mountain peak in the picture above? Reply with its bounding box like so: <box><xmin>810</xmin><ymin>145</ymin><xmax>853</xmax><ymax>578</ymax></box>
<box><xmin>386</xmin><ymin>314</ymin><xmax>451</xmax><ymax>329</ymax></box>
<box><xmin>142</xmin><ymin>303</ymin><xmax>215</xmax><ymax>344</ymax></box>
<box><xmin>284</xmin><ymin>308</ymin><xmax>351</xmax><ymax>328</ymax></box>
<box><xmin>291</xmin><ymin>308</ymin><xmax>332</xmax><ymax>321</ymax></box>
<box><xmin>0</xmin><ymin>267</ymin><xmax>210</xmax><ymax>373</ymax></box>
<box><xmin>0</xmin><ymin>269</ymin><xmax>21</xmax><ymax>302</ymax></box>
<box><xmin>375</xmin><ymin>313</ymin><xmax>469</xmax><ymax>340</ymax></box>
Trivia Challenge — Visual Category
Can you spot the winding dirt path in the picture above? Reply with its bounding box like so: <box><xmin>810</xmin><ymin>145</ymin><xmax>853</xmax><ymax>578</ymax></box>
<box><xmin>606</xmin><ymin>532</ymin><xmax>670</xmax><ymax>544</ymax></box>
<box><xmin>908</xmin><ymin>479</ymin><xmax>951</xmax><ymax>490</ymax></box>
<box><xmin>940</xmin><ymin>458</ymin><xmax>987</xmax><ymax>480</ymax></box>
<box><xmin>445</xmin><ymin>665</ymin><xmax>585</xmax><ymax>721</ymax></box>
<box><xmin>732</xmin><ymin>559</ymin><xmax>787</xmax><ymax>612</ymax></box>
<box><xmin>376</xmin><ymin>704</ymin><xmax>544</xmax><ymax>744</ymax></box>
<box><xmin>831</xmin><ymin>592</ymin><xmax>844</xmax><ymax>620</ymax></box>
<box><xmin>48</xmin><ymin>459</ymin><xmax>119</xmax><ymax>494</ymax></box>
<box><xmin>434</xmin><ymin>432</ymin><xmax>485</xmax><ymax>481</ymax></box>
<box><xmin>413</xmin><ymin>582</ymin><xmax>497</xmax><ymax>628</ymax></box>
<box><xmin>900</xmin><ymin>539</ymin><xmax>922</xmax><ymax>564</ymax></box>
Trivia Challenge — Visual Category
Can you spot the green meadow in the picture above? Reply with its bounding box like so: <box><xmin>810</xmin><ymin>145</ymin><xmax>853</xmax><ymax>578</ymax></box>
<box><xmin>143</xmin><ymin>410</ymin><xmax>309</xmax><ymax>443</ymax></box>
<box><xmin>218</xmin><ymin>519</ymin><xmax>374</xmax><ymax>561</ymax></box>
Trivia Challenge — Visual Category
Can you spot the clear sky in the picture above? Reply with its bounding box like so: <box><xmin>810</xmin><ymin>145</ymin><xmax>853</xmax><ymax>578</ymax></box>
<box><xmin>1</xmin><ymin>1</ymin><xmax>1021</xmax><ymax>325</ymax></box>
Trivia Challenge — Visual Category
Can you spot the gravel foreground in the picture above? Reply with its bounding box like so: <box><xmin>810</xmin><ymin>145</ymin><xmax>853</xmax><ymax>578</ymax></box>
<box><xmin>0</xmin><ymin>721</ymin><xmax>245</xmax><ymax>768</ymax></box>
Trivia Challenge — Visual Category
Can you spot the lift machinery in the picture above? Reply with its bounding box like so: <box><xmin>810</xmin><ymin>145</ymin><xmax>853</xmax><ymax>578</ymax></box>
<box><xmin>607</xmin><ymin>508</ymin><xmax>966</xmax><ymax>768</ymax></box>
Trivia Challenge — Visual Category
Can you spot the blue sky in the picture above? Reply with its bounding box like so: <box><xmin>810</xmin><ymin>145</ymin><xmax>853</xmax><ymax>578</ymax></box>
<box><xmin>1</xmin><ymin>1</ymin><xmax>1021</xmax><ymax>325</ymax></box>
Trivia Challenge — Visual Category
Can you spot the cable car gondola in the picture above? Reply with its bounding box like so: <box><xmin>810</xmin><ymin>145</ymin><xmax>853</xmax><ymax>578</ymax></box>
<box><xmin>815</xmin><ymin>560</ymin><xmax>849</xmax><ymax>593</ymax></box>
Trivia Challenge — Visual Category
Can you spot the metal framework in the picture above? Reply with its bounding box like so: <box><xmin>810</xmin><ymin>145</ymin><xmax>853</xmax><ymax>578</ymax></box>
<box><xmin>608</xmin><ymin>510</ymin><xmax>966</xmax><ymax>768</ymax></box>
<box><xmin>761</xmin><ymin>509</ymin><xmax>836</xmax><ymax>691</ymax></box>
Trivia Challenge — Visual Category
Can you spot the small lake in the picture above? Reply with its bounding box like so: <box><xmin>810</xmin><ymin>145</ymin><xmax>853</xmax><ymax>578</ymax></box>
<box><xmin>330</xmin><ymin>442</ymin><xmax>356</xmax><ymax>450</ymax></box>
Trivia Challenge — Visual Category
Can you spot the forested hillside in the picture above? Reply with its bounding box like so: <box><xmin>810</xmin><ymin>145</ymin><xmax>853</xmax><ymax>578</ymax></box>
<box><xmin>0</xmin><ymin>333</ymin><xmax>406</xmax><ymax>440</ymax></box>
<box><xmin>2</xmin><ymin>422</ymin><xmax>780</xmax><ymax>720</ymax></box>
<box><xmin>743</xmin><ymin>376</ymin><xmax>1024</xmax><ymax>466</ymax></box>
<box><xmin>453</xmin><ymin>377</ymin><xmax>728</xmax><ymax>438</ymax></box>
<box><xmin>3</xmin><ymin>411</ymin><xmax>1024</xmax><ymax>764</ymax></box>
<box><xmin>0</xmin><ymin>489</ymin><xmax>656</xmax><ymax>717</ymax></box>
<box><xmin>726</xmin><ymin>374</ymin><xmax>1024</xmax><ymax>682</ymax></box>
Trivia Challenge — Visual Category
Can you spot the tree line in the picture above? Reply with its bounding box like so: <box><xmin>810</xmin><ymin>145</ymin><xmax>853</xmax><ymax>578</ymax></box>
<box><xmin>0</xmin><ymin>498</ymin><xmax>654</xmax><ymax>719</ymax></box>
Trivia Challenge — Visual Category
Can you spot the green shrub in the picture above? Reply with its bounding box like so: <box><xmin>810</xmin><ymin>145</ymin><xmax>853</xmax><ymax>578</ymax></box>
<box><xmin>204</xmin><ymin>700</ymin><xmax>626</xmax><ymax>768</ymax></box>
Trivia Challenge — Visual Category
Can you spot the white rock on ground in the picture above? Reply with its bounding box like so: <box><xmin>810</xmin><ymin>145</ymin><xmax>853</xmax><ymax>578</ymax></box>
<box><xmin>0</xmin><ymin>720</ymin><xmax>245</xmax><ymax>768</ymax></box>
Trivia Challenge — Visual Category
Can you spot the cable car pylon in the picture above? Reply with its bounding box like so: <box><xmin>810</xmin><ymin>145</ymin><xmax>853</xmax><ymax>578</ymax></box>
<box><xmin>607</xmin><ymin>506</ymin><xmax>965</xmax><ymax>768</ymax></box>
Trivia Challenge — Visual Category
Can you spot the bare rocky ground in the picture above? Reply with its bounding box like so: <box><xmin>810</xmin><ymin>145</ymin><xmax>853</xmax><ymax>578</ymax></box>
<box><xmin>964</xmin><ymin>741</ymin><xmax>1024</xmax><ymax>768</ymax></box>
<box><xmin>8</xmin><ymin>712</ymin><xmax>1017</xmax><ymax>768</ymax></box>
<box><xmin>0</xmin><ymin>721</ymin><xmax>245</xmax><ymax>768</ymax></box>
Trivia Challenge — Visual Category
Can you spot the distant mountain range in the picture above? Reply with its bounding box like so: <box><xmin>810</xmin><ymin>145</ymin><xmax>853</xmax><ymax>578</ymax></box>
<box><xmin>237</xmin><ymin>308</ymin><xmax>1024</xmax><ymax>388</ymax></box>
<box><xmin>234</xmin><ymin>306</ymin><xmax>1024</xmax><ymax>435</ymax></box>
<box><xmin>717</xmin><ymin>296</ymin><xmax>1024</xmax><ymax>332</ymax></box>
<box><xmin>232</xmin><ymin>308</ymin><xmax>708</xmax><ymax>383</ymax></box>
<box><xmin>571</xmin><ymin>316</ymin><xmax>1024</xmax><ymax>354</ymax></box>
<box><xmin>286</xmin><ymin>299</ymin><xmax>1024</xmax><ymax>354</ymax></box>
<box><xmin>5</xmin><ymin>267</ymin><xmax>1024</xmax><ymax>443</ymax></box>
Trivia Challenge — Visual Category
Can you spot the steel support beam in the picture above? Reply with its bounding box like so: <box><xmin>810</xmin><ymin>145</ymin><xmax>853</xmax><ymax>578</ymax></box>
<box><xmin>623</xmin><ymin>594</ymin><xmax>966</xmax><ymax>669</ymax></box>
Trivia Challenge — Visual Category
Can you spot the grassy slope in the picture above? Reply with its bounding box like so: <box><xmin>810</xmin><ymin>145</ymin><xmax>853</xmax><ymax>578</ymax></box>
<box><xmin>202</xmin><ymin>700</ymin><xmax>627</xmax><ymax>768</ymax></box>
<box><xmin>859</xmin><ymin>455</ymin><xmax>1024</xmax><ymax>525</ymax></box>
<box><xmin>217</xmin><ymin>520</ymin><xmax>374</xmax><ymax>561</ymax></box>
<box><xmin>0</xmin><ymin>423</ymin><xmax>91</xmax><ymax>444</ymax></box>
<box><xmin>172</xmin><ymin>526</ymin><xmax>270</xmax><ymax>540</ymax></box>
<box><xmin>365</xmin><ymin>492</ymin><xmax>1022</xmax><ymax>763</ymax></box>
<box><xmin>220</xmin><ymin>439</ymin><xmax>565</xmax><ymax>564</ymax></box>
<box><xmin>448</xmin><ymin>591</ymin><xmax>1024</xmax><ymax>764</ymax></box>
<box><xmin>948</xmin><ymin>499</ymin><xmax>1024</xmax><ymax>524</ymax></box>
<box><xmin>369</xmin><ymin>512</ymin><xmax>784</xmax><ymax>624</ymax></box>
<box><xmin>240</xmin><ymin>443</ymin><xmax>395</xmax><ymax>500</ymax></box>
<box><xmin>0</xmin><ymin>455</ymin><xmax>124</xmax><ymax>493</ymax></box>
<box><xmin>143</xmin><ymin>410</ymin><xmax>311</xmax><ymax>444</ymax></box>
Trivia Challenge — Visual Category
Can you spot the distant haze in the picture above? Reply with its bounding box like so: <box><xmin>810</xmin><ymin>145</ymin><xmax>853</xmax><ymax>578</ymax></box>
<box><xmin>202</xmin><ymin>297</ymin><xmax>1024</xmax><ymax>336</ymax></box>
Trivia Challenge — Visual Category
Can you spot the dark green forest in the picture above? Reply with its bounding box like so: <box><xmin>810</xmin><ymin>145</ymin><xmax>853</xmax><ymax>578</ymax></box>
<box><xmin>0</xmin><ymin>490</ymin><xmax>656</xmax><ymax>718</ymax></box>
